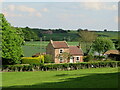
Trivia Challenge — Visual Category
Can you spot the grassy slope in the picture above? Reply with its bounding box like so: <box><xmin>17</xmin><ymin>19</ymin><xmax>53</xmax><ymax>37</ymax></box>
<box><xmin>2</xmin><ymin>67</ymin><xmax>119</xmax><ymax>88</ymax></box>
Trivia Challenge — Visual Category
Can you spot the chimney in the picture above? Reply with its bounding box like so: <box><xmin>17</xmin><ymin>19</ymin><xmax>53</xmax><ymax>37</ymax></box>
<box><xmin>50</xmin><ymin>39</ymin><xmax>53</xmax><ymax>43</ymax></box>
<box><xmin>77</xmin><ymin>43</ymin><xmax>81</xmax><ymax>48</ymax></box>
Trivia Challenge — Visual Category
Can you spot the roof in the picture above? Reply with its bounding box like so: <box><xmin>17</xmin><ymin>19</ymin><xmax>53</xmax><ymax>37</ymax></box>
<box><xmin>104</xmin><ymin>50</ymin><xmax>120</xmax><ymax>55</ymax></box>
<box><xmin>51</xmin><ymin>40</ymin><xmax>69</xmax><ymax>48</ymax></box>
<box><xmin>69</xmin><ymin>46</ymin><xmax>83</xmax><ymax>55</ymax></box>
<box><xmin>32</xmin><ymin>52</ymin><xmax>46</xmax><ymax>57</ymax></box>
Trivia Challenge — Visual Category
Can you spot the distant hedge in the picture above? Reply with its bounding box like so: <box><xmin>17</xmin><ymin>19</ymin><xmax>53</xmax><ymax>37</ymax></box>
<box><xmin>2</xmin><ymin>61</ymin><xmax>120</xmax><ymax>72</ymax></box>
<box><xmin>21</xmin><ymin>55</ymin><xmax>44</xmax><ymax>64</ymax></box>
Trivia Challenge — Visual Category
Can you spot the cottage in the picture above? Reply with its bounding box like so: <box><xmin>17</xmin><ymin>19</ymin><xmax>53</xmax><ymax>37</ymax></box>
<box><xmin>46</xmin><ymin>40</ymin><xmax>83</xmax><ymax>63</ymax></box>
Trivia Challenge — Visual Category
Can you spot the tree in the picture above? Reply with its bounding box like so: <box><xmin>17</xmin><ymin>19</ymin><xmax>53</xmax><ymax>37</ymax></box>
<box><xmin>57</xmin><ymin>52</ymin><xmax>71</xmax><ymax>63</ymax></box>
<box><xmin>77</xmin><ymin>28</ymin><xmax>83</xmax><ymax>32</ymax></box>
<box><xmin>1</xmin><ymin>14</ymin><xmax>23</xmax><ymax>64</ymax></box>
<box><xmin>44</xmin><ymin>54</ymin><xmax>53</xmax><ymax>63</ymax></box>
<box><xmin>92</xmin><ymin>37</ymin><xmax>115</xmax><ymax>56</ymax></box>
<box><xmin>78</xmin><ymin>30</ymin><xmax>97</xmax><ymax>54</ymax></box>
<box><xmin>104</xmin><ymin>29</ymin><xmax>107</xmax><ymax>32</ymax></box>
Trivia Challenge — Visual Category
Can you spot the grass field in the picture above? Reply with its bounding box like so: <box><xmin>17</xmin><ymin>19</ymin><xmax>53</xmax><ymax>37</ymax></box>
<box><xmin>2</xmin><ymin>67</ymin><xmax>119</xmax><ymax>88</ymax></box>
<box><xmin>41</xmin><ymin>31</ymin><xmax>118</xmax><ymax>41</ymax></box>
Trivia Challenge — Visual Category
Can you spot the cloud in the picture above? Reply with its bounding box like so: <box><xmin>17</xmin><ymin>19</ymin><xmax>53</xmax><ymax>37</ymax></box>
<box><xmin>42</xmin><ymin>8</ymin><xmax>49</xmax><ymax>12</ymax></box>
<box><xmin>3</xmin><ymin>12</ymin><xmax>23</xmax><ymax>17</ymax></box>
<box><xmin>83</xmin><ymin>2</ymin><xmax>117</xmax><ymax>11</ymax></box>
<box><xmin>35</xmin><ymin>12</ymin><xmax>42</xmax><ymax>17</ymax></box>
<box><xmin>6</xmin><ymin>5</ymin><xmax>42</xmax><ymax>17</ymax></box>
<box><xmin>17</xmin><ymin>5</ymin><xmax>36</xmax><ymax>13</ymax></box>
<box><xmin>8</xmin><ymin>5</ymin><xmax>15</xmax><ymax>11</ymax></box>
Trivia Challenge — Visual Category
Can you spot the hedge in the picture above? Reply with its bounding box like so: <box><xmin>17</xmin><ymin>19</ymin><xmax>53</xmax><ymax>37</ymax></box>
<box><xmin>21</xmin><ymin>55</ymin><xmax>44</xmax><ymax>64</ymax></box>
<box><xmin>2</xmin><ymin>61</ymin><xmax>120</xmax><ymax>72</ymax></box>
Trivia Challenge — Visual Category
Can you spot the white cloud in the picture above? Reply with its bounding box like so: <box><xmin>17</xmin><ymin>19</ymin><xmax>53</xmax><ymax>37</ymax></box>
<box><xmin>35</xmin><ymin>12</ymin><xmax>42</xmax><ymax>17</ymax></box>
<box><xmin>42</xmin><ymin>8</ymin><xmax>49</xmax><ymax>12</ymax></box>
<box><xmin>8</xmin><ymin>5</ymin><xmax>15</xmax><ymax>11</ymax></box>
<box><xmin>3</xmin><ymin>12</ymin><xmax>23</xmax><ymax>17</ymax></box>
<box><xmin>6</xmin><ymin>5</ymin><xmax>42</xmax><ymax>17</ymax></box>
<box><xmin>83</xmin><ymin>2</ymin><xmax>117</xmax><ymax>11</ymax></box>
<box><xmin>17</xmin><ymin>5</ymin><xmax>36</xmax><ymax>13</ymax></box>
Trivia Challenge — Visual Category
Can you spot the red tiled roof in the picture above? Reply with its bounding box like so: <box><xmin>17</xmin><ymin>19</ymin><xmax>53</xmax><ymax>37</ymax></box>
<box><xmin>104</xmin><ymin>50</ymin><xmax>120</xmax><ymax>55</ymax></box>
<box><xmin>69</xmin><ymin>46</ymin><xmax>83</xmax><ymax>55</ymax></box>
<box><xmin>52</xmin><ymin>41</ymin><xmax>69</xmax><ymax>48</ymax></box>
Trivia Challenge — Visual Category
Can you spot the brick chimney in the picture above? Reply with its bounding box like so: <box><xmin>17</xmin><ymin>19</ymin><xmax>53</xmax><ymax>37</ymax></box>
<box><xmin>77</xmin><ymin>43</ymin><xmax>81</xmax><ymax>48</ymax></box>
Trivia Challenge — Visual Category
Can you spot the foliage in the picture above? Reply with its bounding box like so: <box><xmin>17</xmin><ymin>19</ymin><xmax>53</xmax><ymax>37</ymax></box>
<box><xmin>21</xmin><ymin>27</ymin><xmax>40</xmax><ymax>41</ymax></box>
<box><xmin>78</xmin><ymin>30</ymin><xmax>97</xmax><ymax>54</ymax></box>
<box><xmin>92</xmin><ymin>37</ymin><xmax>115</xmax><ymax>55</ymax></box>
<box><xmin>57</xmin><ymin>52</ymin><xmax>71</xmax><ymax>62</ymax></box>
<box><xmin>1</xmin><ymin>13</ymin><xmax>23</xmax><ymax>65</ymax></box>
<box><xmin>21</xmin><ymin>55</ymin><xmax>44</xmax><ymax>64</ymax></box>
<box><xmin>44</xmin><ymin>54</ymin><xmax>53</xmax><ymax>63</ymax></box>
<box><xmin>2</xmin><ymin>61</ymin><xmax>120</xmax><ymax>72</ymax></box>
<box><xmin>94</xmin><ymin>55</ymin><xmax>106</xmax><ymax>60</ymax></box>
<box><xmin>83</xmin><ymin>55</ymin><xmax>94</xmax><ymax>62</ymax></box>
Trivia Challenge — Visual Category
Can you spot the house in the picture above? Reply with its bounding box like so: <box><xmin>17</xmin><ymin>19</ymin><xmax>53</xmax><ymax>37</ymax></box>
<box><xmin>104</xmin><ymin>50</ymin><xmax>119</xmax><ymax>55</ymax></box>
<box><xmin>32</xmin><ymin>52</ymin><xmax>46</xmax><ymax>57</ymax></box>
<box><xmin>46</xmin><ymin>40</ymin><xmax>83</xmax><ymax>63</ymax></box>
<box><xmin>41</xmin><ymin>30</ymin><xmax>53</xmax><ymax>34</ymax></box>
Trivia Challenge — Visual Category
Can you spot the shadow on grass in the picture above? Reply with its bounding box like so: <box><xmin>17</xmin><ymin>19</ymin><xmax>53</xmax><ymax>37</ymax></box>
<box><xmin>3</xmin><ymin>72</ymin><xmax>120</xmax><ymax>88</ymax></box>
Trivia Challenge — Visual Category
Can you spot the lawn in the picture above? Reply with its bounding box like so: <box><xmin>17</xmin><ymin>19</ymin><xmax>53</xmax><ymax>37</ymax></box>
<box><xmin>2</xmin><ymin>67</ymin><xmax>119</xmax><ymax>88</ymax></box>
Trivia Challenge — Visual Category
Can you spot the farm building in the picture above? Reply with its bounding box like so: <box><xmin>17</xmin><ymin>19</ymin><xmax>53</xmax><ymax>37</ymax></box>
<box><xmin>41</xmin><ymin>30</ymin><xmax>53</xmax><ymax>34</ymax></box>
<box><xmin>46</xmin><ymin>40</ymin><xmax>83</xmax><ymax>63</ymax></box>
<box><xmin>104</xmin><ymin>50</ymin><xmax>120</xmax><ymax>61</ymax></box>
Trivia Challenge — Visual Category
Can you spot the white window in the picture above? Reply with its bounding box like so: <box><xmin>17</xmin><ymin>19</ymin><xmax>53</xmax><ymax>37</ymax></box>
<box><xmin>59</xmin><ymin>49</ymin><xmax>63</xmax><ymax>54</ymax></box>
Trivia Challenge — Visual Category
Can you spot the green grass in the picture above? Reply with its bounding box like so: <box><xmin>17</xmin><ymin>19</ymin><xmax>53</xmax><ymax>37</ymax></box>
<box><xmin>2</xmin><ymin>67</ymin><xmax>119</xmax><ymax>88</ymax></box>
<box><xmin>42</xmin><ymin>33</ymin><xmax>79</xmax><ymax>41</ymax></box>
<box><xmin>96</xmin><ymin>31</ymin><xmax>118</xmax><ymax>40</ymax></box>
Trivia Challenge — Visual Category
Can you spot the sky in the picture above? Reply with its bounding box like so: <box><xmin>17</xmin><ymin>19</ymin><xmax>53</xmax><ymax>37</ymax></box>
<box><xmin>1</xmin><ymin>1</ymin><xmax>118</xmax><ymax>31</ymax></box>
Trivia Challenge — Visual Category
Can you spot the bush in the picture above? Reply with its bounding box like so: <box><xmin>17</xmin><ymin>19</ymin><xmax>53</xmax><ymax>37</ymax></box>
<box><xmin>83</xmin><ymin>55</ymin><xmax>94</xmax><ymax>62</ymax></box>
<box><xmin>44</xmin><ymin>54</ymin><xmax>53</xmax><ymax>63</ymax></box>
<box><xmin>21</xmin><ymin>55</ymin><xmax>44</xmax><ymax>64</ymax></box>
<box><xmin>2</xmin><ymin>61</ymin><xmax>120</xmax><ymax>72</ymax></box>
<box><xmin>94</xmin><ymin>55</ymin><xmax>106</xmax><ymax>60</ymax></box>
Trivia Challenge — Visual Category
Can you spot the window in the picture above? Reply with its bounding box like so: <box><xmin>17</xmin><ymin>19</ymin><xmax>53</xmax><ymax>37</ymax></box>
<box><xmin>59</xmin><ymin>56</ymin><xmax>63</xmax><ymax>63</ymax></box>
<box><xmin>76</xmin><ymin>57</ymin><xmax>79</xmax><ymax>60</ymax></box>
<box><xmin>59</xmin><ymin>49</ymin><xmax>63</xmax><ymax>54</ymax></box>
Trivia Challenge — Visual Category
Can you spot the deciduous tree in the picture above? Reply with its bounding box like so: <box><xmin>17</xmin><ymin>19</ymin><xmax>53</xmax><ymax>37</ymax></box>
<box><xmin>78</xmin><ymin>30</ymin><xmax>97</xmax><ymax>55</ymax></box>
<box><xmin>1</xmin><ymin>14</ymin><xmax>23</xmax><ymax>64</ymax></box>
<box><xmin>92</xmin><ymin>37</ymin><xmax>115</xmax><ymax>56</ymax></box>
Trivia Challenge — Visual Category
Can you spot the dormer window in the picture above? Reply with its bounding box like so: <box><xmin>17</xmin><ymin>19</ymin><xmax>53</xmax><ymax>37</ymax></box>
<box><xmin>59</xmin><ymin>49</ymin><xmax>63</xmax><ymax>54</ymax></box>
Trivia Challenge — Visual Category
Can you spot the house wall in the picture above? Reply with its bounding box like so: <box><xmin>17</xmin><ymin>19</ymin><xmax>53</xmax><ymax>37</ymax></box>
<box><xmin>72</xmin><ymin>56</ymin><xmax>83</xmax><ymax>63</ymax></box>
<box><xmin>54</xmin><ymin>48</ymin><xmax>69</xmax><ymax>63</ymax></box>
<box><xmin>46</xmin><ymin>42</ymin><xmax>55</xmax><ymax>62</ymax></box>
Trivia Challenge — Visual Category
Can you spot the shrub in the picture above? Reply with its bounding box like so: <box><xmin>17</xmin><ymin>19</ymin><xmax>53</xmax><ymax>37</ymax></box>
<box><xmin>2</xmin><ymin>61</ymin><xmax>120</xmax><ymax>72</ymax></box>
<box><xmin>44</xmin><ymin>54</ymin><xmax>53</xmax><ymax>63</ymax></box>
<box><xmin>21</xmin><ymin>55</ymin><xmax>44</xmax><ymax>64</ymax></box>
<box><xmin>94</xmin><ymin>55</ymin><xmax>106</xmax><ymax>60</ymax></box>
<box><xmin>83</xmin><ymin>55</ymin><xmax>94</xmax><ymax>62</ymax></box>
